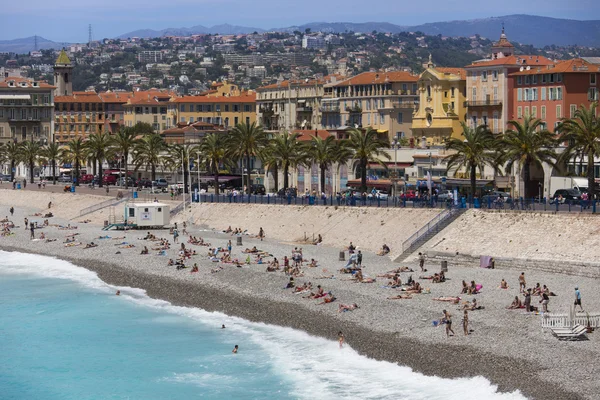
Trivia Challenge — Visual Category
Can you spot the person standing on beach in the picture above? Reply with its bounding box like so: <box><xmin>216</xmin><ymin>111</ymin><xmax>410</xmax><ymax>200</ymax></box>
<box><xmin>30</xmin><ymin>222</ymin><xmax>35</xmax><ymax>239</ymax></box>
<box><xmin>259</xmin><ymin>227</ymin><xmax>264</xmax><ymax>241</ymax></box>
<box><xmin>442</xmin><ymin>310</ymin><xmax>455</xmax><ymax>337</ymax></box>
<box><xmin>463</xmin><ymin>310</ymin><xmax>469</xmax><ymax>336</ymax></box>
<box><xmin>337</xmin><ymin>331</ymin><xmax>345</xmax><ymax>348</ymax></box>
<box><xmin>419</xmin><ymin>253</ymin><xmax>425</xmax><ymax>272</ymax></box>
<box><xmin>519</xmin><ymin>272</ymin><xmax>526</xmax><ymax>293</ymax></box>
<box><xmin>539</xmin><ymin>292</ymin><xmax>550</xmax><ymax>313</ymax></box>
<box><xmin>10</xmin><ymin>207</ymin><xmax>14</xmax><ymax>216</ymax></box>
<box><xmin>523</xmin><ymin>289</ymin><xmax>532</xmax><ymax>312</ymax></box>
<box><xmin>356</xmin><ymin>251</ymin><xmax>363</xmax><ymax>267</ymax></box>
<box><xmin>574</xmin><ymin>287</ymin><xmax>583</xmax><ymax>312</ymax></box>
<box><xmin>24</xmin><ymin>218</ymin><xmax>28</xmax><ymax>230</ymax></box>
<box><xmin>173</xmin><ymin>228</ymin><xmax>179</xmax><ymax>243</ymax></box>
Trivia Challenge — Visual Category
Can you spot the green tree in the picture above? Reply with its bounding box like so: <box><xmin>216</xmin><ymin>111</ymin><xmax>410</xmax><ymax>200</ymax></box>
<box><xmin>309</xmin><ymin>135</ymin><xmax>349</xmax><ymax>194</ymax></box>
<box><xmin>111</xmin><ymin>128</ymin><xmax>140</xmax><ymax>189</ymax></box>
<box><xmin>500</xmin><ymin>116</ymin><xmax>558</xmax><ymax>199</ymax></box>
<box><xmin>19</xmin><ymin>141</ymin><xmax>42</xmax><ymax>184</ymax></box>
<box><xmin>198</xmin><ymin>133</ymin><xmax>229</xmax><ymax>195</ymax></box>
<box><xmin>166</xmin><ymin>144</ymin><xmax>196</xmax><ymax>193</ymax></box>
<box><xmin>557</xmin><ymin>102</ymin><xmax>600</xmax><ymax>200</ymax></box>
<box><xmin>40</xmin><ymin>142</ymin><xmax>61</xmax><ymax>185</ymax></box>
<box><xmin>130</xmin><ymin>122</ymin><xmax>155</xmax><ymax>135</ymax></box>
<box><xmin>60</xmin><ymin>137</ymin><xmax>87</xmax><ymax>186</ymax></box>
<box><xmin>4</xmin><ymin>142</ymin><xmax>22</xmax><ymax>181</ymax></box>
<box><xmin>346</xmin><ymin>128</ymin><xmax>390</xmax><ymax>193</ymax></box>
<box><xmin>444</xmin><ymin>122</ymin><xmax>499</xmax><ymax>200</ymax></box>
<box><xmin>86</xmin><ymin>132</ymin><xmax>113</xmax><ymax>188</ymax></box>
<box><xmin>132</xmin><ymin>134</ymin><xmax>166</xmax><ymax>182</ymax></box>
<box><xmin>228</xmin><ymin>122</ymin><xmax>268</xmax><ymax>192</ymax></box>
<box><xmin>267</xmin><ymin>131</ymin><xmax>308</xmax><ymax>190</ymax></box>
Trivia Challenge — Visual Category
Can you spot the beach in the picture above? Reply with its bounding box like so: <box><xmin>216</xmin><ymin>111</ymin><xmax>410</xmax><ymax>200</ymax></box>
<box><xmin>1</xmin><ymin>189</ymin><xmax>598</xmax><ymax>399</ymax></box>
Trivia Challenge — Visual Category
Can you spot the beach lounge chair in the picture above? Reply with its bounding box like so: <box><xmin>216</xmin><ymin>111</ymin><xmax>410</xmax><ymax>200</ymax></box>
<box><xmin>550</xmin><ymin>324</ymin><xmax>588</xmax><ymax>341</ymax></box>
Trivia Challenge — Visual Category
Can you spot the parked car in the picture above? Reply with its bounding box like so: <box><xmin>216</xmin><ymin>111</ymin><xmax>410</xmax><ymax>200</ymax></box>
<box><xmin>367</xmin><ymin>190</ymin><xmax>389</xmax><ymax>200</ymax></box>
<box><xmin>153</xmin><ymin>178</ymin><xmax>169</xmax><ymax>188</ymax></box>
<box><xmin>437</xmin><ymin>190</ymin><xmax>454</xmax><ymax>201</ymax></box>
<box><xmin>251</xmin><ymin>184</ymin><xmax>266</xmax><ymax>195</ymax></box>
<box><xmin>118</xmin><ymin>176</ymin><xmax>136</xmax><ymax>186</ymax></box>
<box><xmin>551</xmin><ymin>189</ymin><xmax>582</xmax><ymax>204</ymax></box>
<box><xmin>0</xmin><ymin>174</ymin><xmax>12</xmax><ymax>182</ymax></box>
<box><xmin>58</xmin><ymin>175</ymin><xmax>72</xmax><ymax>183</ymax></box>
<box><xmin>80</xmin><ymin>174</ymin><xmax>94</xmax><ymax>184</ymax></box>
<box><xmin>137</xmin><ymin>178</ymin><xmax>152</xmax><ymax>188</ymax></box>
<box><xmin>102</xmin><ymin>174</ymin><xmax>117</xmax><ymax>185</ymax></box>
<box><xmin>400</xmin><ymin>190</ymin><xmax>417</xmax><ymax>200</ymax></box>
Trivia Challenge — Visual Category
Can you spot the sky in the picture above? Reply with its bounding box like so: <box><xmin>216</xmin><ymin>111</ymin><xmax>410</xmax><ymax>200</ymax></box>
<box><xmin>2</xmin><ymin>0</ymin><xmax>599</xmax><ymax>43</ymax></box>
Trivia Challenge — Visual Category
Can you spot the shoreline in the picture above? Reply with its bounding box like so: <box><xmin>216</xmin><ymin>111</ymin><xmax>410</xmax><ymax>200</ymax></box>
<box><xmin>0</xmin><ymin>245</ymin><xmax>582</xmax><ymax>400</ymax></box>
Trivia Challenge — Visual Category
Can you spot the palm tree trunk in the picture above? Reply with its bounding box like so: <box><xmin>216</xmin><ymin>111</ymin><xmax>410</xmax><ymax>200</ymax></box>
<box><xmin>98</xmin><ymin>158</ymin><xmax>104</xmax><ymax>188</ymax></box>
<box><xmin>283</xmin><ymin>162</ymin><xmax>289</xmax><ymax>189</ymax></box>
<box><xmin>10</xmin><ymin>159</ymin><xmax>15</xmax><ymax>182</ymax></box>
<box><xmin>360</xmin><ymin>158</ymin><xmax>367</xmax><ymax>193</ymax></box>
<box><xmin>75</xmin><ymin>160</ymin><xmax>80</xmax><ymax>186</ymax></box>
<box><xmin>245</xmin><ymin>153</ymin><xmax>251</xmax><ymax>193</ymax></box>
<box><xmin>151</xmin><ymin>164</ymin><xmax>156</xmax><ymax>182</ymax></box>
<box><xmin>470</xmin><ymin>164</ymin><xmax>477</xmax><ymax>203</ymax></box>
<box><xmin>29</xmin><ymin>160</ymin><xmax>34</xmax><ymax>184</ymax></box>
<box><xmin>124</xmin><ymin>151</ymin><xmax>129</xmax><ymax>189</ymax></box>
<box><xmin>523</xmin><ymin>159</ymin><xmax>531</xmax><ymax>200</ymax></box>
<box><xmin>92</xmin><ymin>157</ymin><xmax>97</xmax><ymax>177</ymax></box>
<box><xmin>588</xmin><ymin>150</ymin><xmax>595</xmax><ymax>201</ymax></box>
<box><xmin>214</xmin><ymin>165</ymin><xmax>220</xmax><ymax>195</ymax></box>
<box><xmin>52</xmin><ymin>159</ymin><xmax>56</xmax><ymax>185</ymax></box>
<box><xmin>320</xmin><ymin>164</ymin><xmax>327</xmax><ymax>195</ymax></box>
<box><xmin>271</xmin><ymin>164</ymin><xmax>279</xmax><ymax>192</ymax></box>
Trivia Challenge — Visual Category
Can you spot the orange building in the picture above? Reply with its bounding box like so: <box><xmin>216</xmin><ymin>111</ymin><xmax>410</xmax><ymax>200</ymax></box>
<box><xmin>509</xmin><ymin>58</ymin><xmax>600</xmax><ymax>130</ymax></box>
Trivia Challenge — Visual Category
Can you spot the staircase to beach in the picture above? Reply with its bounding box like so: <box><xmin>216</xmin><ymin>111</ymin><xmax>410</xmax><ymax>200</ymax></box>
<box><xmin>394</xmin><ymin>207</ymin><xmax>466</xmax><ymax>262</ymax></box>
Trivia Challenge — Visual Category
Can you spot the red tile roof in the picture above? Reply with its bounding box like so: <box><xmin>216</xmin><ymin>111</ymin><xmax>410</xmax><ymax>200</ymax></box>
<box><xmin>0</xmin><ymin>76</ymin><xmax>54</xmax><ymax>89</ymax></box>
<box><xmin>509</xmin><ymin>58</ymin><xmax>600</xmax><ymax>76</ymax></box>
<box><xmin>293</xmin><ymin>129</ymin><xmax>333</xmax><ymax>141</ymax></box>
<box><xmin>436</xmin><ymin>67</ymin><xmax>466</xmax><ymax>80</ymax></box>
<box><xmin>465</xmin><ymin>55</ymin><xmax>553</xmax><ymax>68</ymax></box>
<box><xmin>332</xmin><ymin>71</ymin><xmax>418</xmax><ymax>87</ymax></box>
<box><xmin>173</xmin><ymin>93</ymin><xmax>256</xmax><ymax>103</ymax></box>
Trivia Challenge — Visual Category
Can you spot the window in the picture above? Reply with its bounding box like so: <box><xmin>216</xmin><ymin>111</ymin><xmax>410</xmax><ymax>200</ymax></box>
<box><xmin>493</xmin><ymin>86</ymin><xmax>498</xmax><ymax>101</ymax></box>
<box><xmin>246</xmin><ymin>117</ymin><xmax>250</xmax><ymax>125</ymax></box>
<box><xmin>532</xmin><ymin>88</ymin><xmax>538</xmax><ymax>101</ymax></box>
<box><xmin>225</xmin><ymin>105</ymin><xmax>229</xmax><ymax>112</ymax></box>
<box><xmin>180</xmin><ymin>105</ymin><xmax>185</xmax><ymax>112</ymax></box>
<box><xmin>525</xmin><ymin>76</ymin><xmax>531</xmax><ymax>85</ymax></box>
<box><xmin>427</xmin><ymin>85</ymin><xmax>431</xmax><ymax>98</ymax></box>
<box><xmin>129</xmin><ymin>208</ymin><xmax>135</xmax><ymax>217</ymax></box>
<box><xmin>397</xmin><ymin>112</ymin><xmax>403</xmax><ymax>123</ymax></box>
<box><xmin>367</xmin><ymin>113</ymin><xmax>371</xmax><ymax>125</ymax></box>
<box><xmin>570</xmin><ymin>104</ymin><xmax>577</xmax><ymax>118</ymax></box>
<box><xmin>517</xmin><ymin>106</ymin><xmax>523</xmax><ymax>118</ymax></box>
<box><xmin>517</xmin><ymin>76</ymin><xmax>522</xmax><ymax>85</ymax></box>
<box><xmin>589</xmin><ymin>87</ymin><xmax>598</xmax><ymax>101</ymax></box>
<box><xmin>524</xmin><ymin>88</ymin><xmax>530</xmax><ymax>101</ymax></box>
<box><xmin>244</xmin><ymin>105</ymin><xmax>251</xmax><ymax>112</ymax></box>
<box><xmin>557</xmin><ymin>87</ymin><xmax>563</xmax><ymax>100</ymax></box>
<box><xmin>233</xmin><ymin>105</ymin><xmax>239</xmax><ymax>112</ymax></box>
<box><xmin>492</xmin><ymin>70</ymin><xmax>498</xmax><ymax>81</ymax></box>
<box><xmin>517</xmin><ymin>88</ymin><xmax>522</xmax><ymax>101</ymax></box>
<box><xmin>196</xmin><ymin>105</ymin><xmax>202</xmax><ymax>112</ymax></box>
<box><xmin>157</xmin><ymin>208</ymin><xmax>162</xmax><ymax>212</ymax></box>
<box><xmin>541</xmin><ymin>87</ymin><xmax>547</xmax><ymax>101</ymax></box>
<box><xmin>556</xmin><ymin>105</ymin><xmax>562</xmax><ymax>119</ymax></box>
<box><xmin>532</xmin><ymin>106</ymin><xmax>537</xmax><ymax>118</ymax></box>
<box><xmin>591</xmin><ymin>74</ymin><xmax>597</xmax><ymax>85</ymax></box>
<box><xmin>22</xmin><ymin>109</ymin><xmax>27</xmax><ymax>119</ymax></box>
<box><xmin>482</xmin><ymin>71</ymin><xmax>488</xmax><ymax>81</ymax></box>
<box><xmin>472</xmin><ymin>87</ymin><xmax>477</xmax><ymax>101</ymax></box>
<box><xmin>0</xmin><ymin>127</ymin><xmax>3</xmax><ymax>137</ymax></box>
<box><xmin>557</xmin><ymin>74</ymin><xmax>562</xmax><ymax>83</ymax></box>
<box><xmin>234</xmin><ymin>117</ymin><xmax>239</xmax><ymax>125</ymax></box>
<box><xmin>380</xmin><ymin>98</ymin><xmax>385</xmax><ymax>108</ymax></box>
<box><xmin>482</xmin><ymin>113</ymin><xmax>488</xmax><ymax>126</ymax></box>
<box><xmin>379</xmin><ymin>113</ymin><xmax>385</xmax><ymax>124</ymax></box>
<box><xmin>189</xmin><ymin>117</ymin><xmax>194</xmax><ymax>123</ymax></box>
<box><xmin>532</xmin><ymin>75</ymin><xmax>537</xmax><ymax>84</ymax></box>
<box><xmin>541</xmin><ymin>106</ymin><xmax>546</xmax><ymax>119</ymax></box>
<box><xmin>444</xmin><ymin>91</ymin><xmax>448</xmax><ymax>98</ymax></box>
<box><xmin>549</xmin><ymin>88</ymin><xmax>555</xmax><ymax>100</ymax></box>
<box><xmin>542</xmin><ymin>74</ymin><xmax>547</xmax><ymax>83</ymax></box>
<box><xmin>549</xmin><ymin>74</ymin><xmax>555</xmax><ymax>83</ymax></box>
<box><xmin>216</xmin><ymin>105</ymin><xmax>221</xmax><ymax>112</ymax></box>
<box><xmin>524</xmin><ymin>106</ymin><xmax>529</xmax><ymax>117</ymax></box>
<box><xmin>206</xmin><ymin>105</ymin><xmax>212</xmax><ymax>112</ymax></box>
<box><xmin>451</xmin><ymin>87</ymin><xmax>455</xmax><ymax>97</ymax></box>
<box><xmin>471</xmin><ymin>113</ymin><xmax>477</xmax><ymax>127</ymax></box>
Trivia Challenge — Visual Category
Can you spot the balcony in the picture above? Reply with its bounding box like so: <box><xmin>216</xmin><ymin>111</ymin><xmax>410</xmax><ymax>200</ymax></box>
<box><xmin>466</xmin><ymin>100</ymin><xmax>503</xmax><ymax>107</ymax></box>
<box><xmin>296</xmin><ymin>107</ymin><xmax>313</xmax><ymax>113</ymax></box>
<box><xmin>345</xmin><ymin>105</ymin><xmax>362</xmax><ymax>114</ymax></box>
<box><xmin>392</xmin><ymin>100</ymin><xmax>418</xmax><ymax>109</ymax></box>
<box><xmin>320</xmin><ymin>106</ymin><xmax>340</xmax><ymax>113</ymax></box>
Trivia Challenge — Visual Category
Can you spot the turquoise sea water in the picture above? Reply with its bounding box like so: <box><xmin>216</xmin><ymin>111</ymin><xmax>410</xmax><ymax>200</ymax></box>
<box><xmin>0</xmin><ymin>251</ymin><xmax>527</xmax><ymax>400</ymax></box>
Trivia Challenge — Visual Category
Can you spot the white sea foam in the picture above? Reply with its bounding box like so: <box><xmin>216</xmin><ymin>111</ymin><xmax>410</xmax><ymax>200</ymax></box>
<box><xmin>0</xmin><ymin>251</ymin><xmax>527</xmax><ymax>400</ymax></box>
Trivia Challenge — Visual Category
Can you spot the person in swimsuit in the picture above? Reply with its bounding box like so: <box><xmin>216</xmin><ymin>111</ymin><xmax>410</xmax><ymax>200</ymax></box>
<box><xmin>499</xmin><ymin>279</ymin><xmax>509</xmax><ymax>289</ymax></box>
<box><xmin>463</xmin><ymin>310</ymin><xmax>469</xmax><ymax>336</ymax></box>
<box><xmin>518</xmin><ymin>272</ymin><xmax>526</xmax><ymax>293</ymax></box>
<box><xmin>337</xmin><ymin>331</ymin><xmax>345</xmax><ymax>348</ymax></box>
<box><xmin>232</xmin><ymin>345</ymin><xmax>238</xmax><ymax>354</ymax></box>
<box><xmin>442</xmin><ymin>310</ymin><xmax>455</xmax><ymax>337</ymax></box>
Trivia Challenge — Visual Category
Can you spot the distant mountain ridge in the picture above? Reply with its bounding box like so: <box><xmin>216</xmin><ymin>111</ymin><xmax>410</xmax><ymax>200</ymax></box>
<box><xmin>3</xmin><ymin>15</ymin><xmax>600</xmax><ymax>53</ymax></box>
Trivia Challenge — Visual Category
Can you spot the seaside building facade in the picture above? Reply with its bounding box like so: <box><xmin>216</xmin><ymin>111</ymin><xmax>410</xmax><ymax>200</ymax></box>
<box><xmin>323</xmin><ymin>71</ymin><xmax>419</xmax><ymax>143</ymax></box>
<box><xmin>411</xmin><ymin>57</ymin><xmax>467</xmax><ymax>145</ymax></box>
<box><xmin>171</xmin><ymin>92</ymin><xmax>256</xmax><ymax>129</ymax></box>
<box><xmin>0</xmin><ymin>77</ymin><xmax>54</xmax><ymax>145</ymax></box>
<box><xmin>123</xmin><ymin>90</ymin><xmax>175</xmax><ymax>133</ymax></box>
<box><xmin>54</xmin><ymin>92</ymin><xmax>106</xmax><ymax>144</ymax></box>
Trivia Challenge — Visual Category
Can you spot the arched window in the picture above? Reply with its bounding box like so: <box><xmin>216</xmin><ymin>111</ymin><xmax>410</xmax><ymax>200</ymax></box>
<box><xmin>426</xmin><ymin>85</ymin><xmax>431</xmax><ymax>98</ymax></box>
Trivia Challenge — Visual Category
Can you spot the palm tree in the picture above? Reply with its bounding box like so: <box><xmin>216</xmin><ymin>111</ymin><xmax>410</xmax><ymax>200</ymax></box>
<box><xmin>332</xmin><ymin>139</ymin><xmax>354</xmax><ymax>193</ymax></box>
<box><xmin>198</xmin><ymin>133</ymin><xmax>229</xmax><ymax>195</ymax></box>
<box><xmin>20</xmin><ymin>141</ymin><xmax>42</xmax><ymax>184</ymax></box>
<box><xmin>166</xmin><ymin>144</ymin><xmax>196</xmax><ymax>193</ymax></box>
<box><xmin>5</xmin><ymin>141</ymin><xmax>22</xmax><ymax>182</ymax></box>
<box><xmin>86</xmin><ymin>132</ymin><xmax>113</xmax><ymax>187</ymax></box>
<box><xmin>228</xmin><ymin>122</ymin><xmax>268</xmax><ymax>192</ymax></box>
<box><xmin>60</xmin><ymin>137</ymin><xmax>87</xmax><ymax>186</ymax></box>
<box><xmin>346</xmin><ymin>128</ymin><xmax>390</xmax><ymax>193</ymax></box>
<box><xmin>268</xmin><ymin>131</ymin><xmax>308</xmax><ymax>190</ymax></box>
<box><xmin>40</xmin><ymin>142</ymin><xmax>61</xmax><ymax>185</ymax></box>
<box><xmin>309</xmin><ymin>135</ymin><xmax>341</xmax><ymax>194</ymax></box>
<box><xmin>444</xmin><ymin>122</ymin><xmax>499</xmax><ymax>200</ymax></box>
<box><xmin>557</xmin><ymin>102</ymin><xmax>600</xmax><ymax>200</ymax></box>
<box><xmin>112</xmin><ymin>128</ymin><xmax>140</xmax><ymax>189</ymax></box>
<box><xmin>500</xmin><ymin>116</ymin><xmax>558</xmax><ymax>199</ymax></box>
<box><xmin>132</xmin><ymin>133</ymin><xmax>166</xmax><ymax>182</ymax></box>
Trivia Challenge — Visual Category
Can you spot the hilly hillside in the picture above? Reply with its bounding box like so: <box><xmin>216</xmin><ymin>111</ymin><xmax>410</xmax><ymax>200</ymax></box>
<box><xmin>117</xmin><ymin>24</ymin><xmax>265</xmax><ymax>39</ymax></box>
<box><xmin>0</xmin><ymin>36</ymin><xmax>63</xmax><ymax>54</ymax></box>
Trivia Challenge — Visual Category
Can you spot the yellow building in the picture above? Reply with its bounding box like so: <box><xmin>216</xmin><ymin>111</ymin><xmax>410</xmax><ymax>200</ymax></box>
<box><xmin>171</xmin><ymin>92</ymin><xmax>256</xmax><ymax>128</ymax></box>
<box><xmin>123</xmin><ymin>90</ymin><xmax>175</xmax><ymax>132</ymax></box>
<box><xmin>411</xmin><ymin>57</ymin><xmax>467</xmax><ymax>145</ymax></box>
<box><xmin>205</xmin><ymin>81</ymin><xmax>241</xmax><ymax>97</ymax></box>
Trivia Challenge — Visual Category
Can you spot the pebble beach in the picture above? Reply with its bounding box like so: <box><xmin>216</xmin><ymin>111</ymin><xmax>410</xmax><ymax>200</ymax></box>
<box><xmin>1</xmin><ymin>190</ymin><xmax>599</xmax><ymax>400</ymax></box>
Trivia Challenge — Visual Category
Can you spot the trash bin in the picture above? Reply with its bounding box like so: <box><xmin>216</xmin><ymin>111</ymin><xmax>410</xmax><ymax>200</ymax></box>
<box><xmin>339</xmin><ymin>251</ymin><xmax>345</xmax><ymax>261</ymax></box>
<box><xmin>16</xmin><ymin>183</ymin><xmax>21</xmax><ymax>189</ymax></box>
<box><xmin>236</xmin><ymin>236</ymin><xmax>243</xmax><ymax>246</ymax></box>
<box><xmin>441</xmin><ymin>260</ymin><xmax>448</xmax><ymax>272</ymax></box>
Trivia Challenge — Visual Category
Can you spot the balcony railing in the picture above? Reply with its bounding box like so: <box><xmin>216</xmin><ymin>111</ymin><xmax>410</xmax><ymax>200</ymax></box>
<box><xmin>296</xmin><ymin>107</ymin><xmax>313</xmax><ymax>113</ymax></box>
<box><xmin>392</xmin><ymin>101</ymin><xmax>418</xmax><ymax>109</ymax></box>
<box><xmin>320</xmin><ymin>106</ymin><xmax>340</xmax><ymax>113</ymax></box>
<box><xmin>466</xmin><ymin>100</ymin><xmax>503</xmax><ymax>107</ymax></box>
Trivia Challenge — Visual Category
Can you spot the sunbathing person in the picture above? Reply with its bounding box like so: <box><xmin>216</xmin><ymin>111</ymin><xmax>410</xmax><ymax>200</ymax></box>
<box><xmin>305</xmin><ymin>285</ymin><xmax>326</xmax><ymax>299</ymax></box>
<box><xmin>461</xmin><ymin>280</ymin><xmax>469</xmax><ymax>294</ymax></box>
<box><xmin>542</xmin><ymin>285</ymin><xmax>556</xmax><ymax>296</ymax></box>
<box><xmin>140</xmin><ymin>246</ymin><xmax>149</xmax><ymax>255</ymax></box>
<box><xmin>318</xmin><ymin>293</ymin><xmax>336</xmax><ymax>304</ymax></box>
<box><xmin>387</xmin><ymin>274</ymin><xmax>402</xmax><ymax>288</ymax></box>
<box><xmin>433</xmin><ymin>296</ymin><xmax>461</xmax><ymax>303</ymax></box>
<box><xmin>377</xmin><ymin>244</ymin><xmax>391</xmax><ymax>256</ymax></box>
<box><xmin>191</xmin><ymin>264</ymin><xmax>199</xmax><ymax>273</ymax></box>
<box><xmin>388</xmin><ymin>294</ymin><xmax>413</xmax><ymax>300</ymax></box>
<box><xmin>285</xmin><ymin>277</ymin><xmax>295</xmax><ymax>289</ymax></box>
<box><xmin>463</xmin><ymin>299</ymin><xmax>483</xmax><ymax>310</ymax></box>
<box><xmin>167</xmin><ymin>259</ymin><xmax>175</xmax><ymax>266</ymax></box>
<box><xmin>507</xmin><ymin>296</ymin><xmax>523</xmax><ymax>309</ymax></box>
<box><xmin>84</xmin><ymin>242</ymin><xmax>98</xmax><ymax>249</ymax></box>
<box><xmin>467</xmin><ymin>281</ymin><xmax>480</xmax><ymax>295</ymax></box>
<box><xmin>224</xmin><ymin>226</ymin><xmax>232</xmax><ymax>233</ymax></box>
<box><xmin>499</xmin><ymin>279</ymin><xmax>509</xmax><ymax>289</ymax></box>
<box><xmin>313</xmin><ymin>234</ymin><xmax>322</xmax><ymax>245</ymax></box>
<box><xmin>243</xmin><ymin>246</ymin><xmax>259</xmax><ymax>253</ymax></box>
<box><xmin>308</xmin><ymin>259</ymin><xmax>318</xmax><ymax>268</ymax></box>
<box><xmin>532</xmin><ymin>283</ymin><xmax>543</xmax><ymax>296</ymax></box>
<box><xmin>338</xmin><ymin>303</ymin><xmax>359</xmax><ymax>312</ymax></box>
<box><xmin>433</xmin><ymin>271</ymin><xmax>446</xmax><ymax>283</ymax></box>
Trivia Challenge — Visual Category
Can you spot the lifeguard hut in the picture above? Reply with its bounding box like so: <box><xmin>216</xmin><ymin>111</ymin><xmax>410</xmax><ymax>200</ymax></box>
<box><xmin>124</xmin><ymin>202</ymin><xmax>170</xmax><ymax>228</ymax></box>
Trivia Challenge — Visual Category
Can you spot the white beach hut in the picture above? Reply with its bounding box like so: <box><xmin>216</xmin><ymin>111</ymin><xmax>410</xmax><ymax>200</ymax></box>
<box><xmin>124</xmin><ymin>202</ymin><xmax>170</xmax><ymax>228</ymax></box>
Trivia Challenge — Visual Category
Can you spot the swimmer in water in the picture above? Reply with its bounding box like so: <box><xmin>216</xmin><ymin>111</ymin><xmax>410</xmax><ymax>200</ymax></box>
<box><xmin>232</xmin><ymin>345</ymin><xmax>238</xmax><ymax>354</ymax></box>
<box><xmin>221</xmin><ymin>324</ymin><xmax>226</xmax><ymax>329</ymax></box>
<box><xmin>116</xmin><ymin>290</ymin><xmax>120</xmax><ymax>296</ymax></box>
<box><xmin>338</xmin><ymin>331</ymin><xmax>344</xmax><ymax>348</ymax></box>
